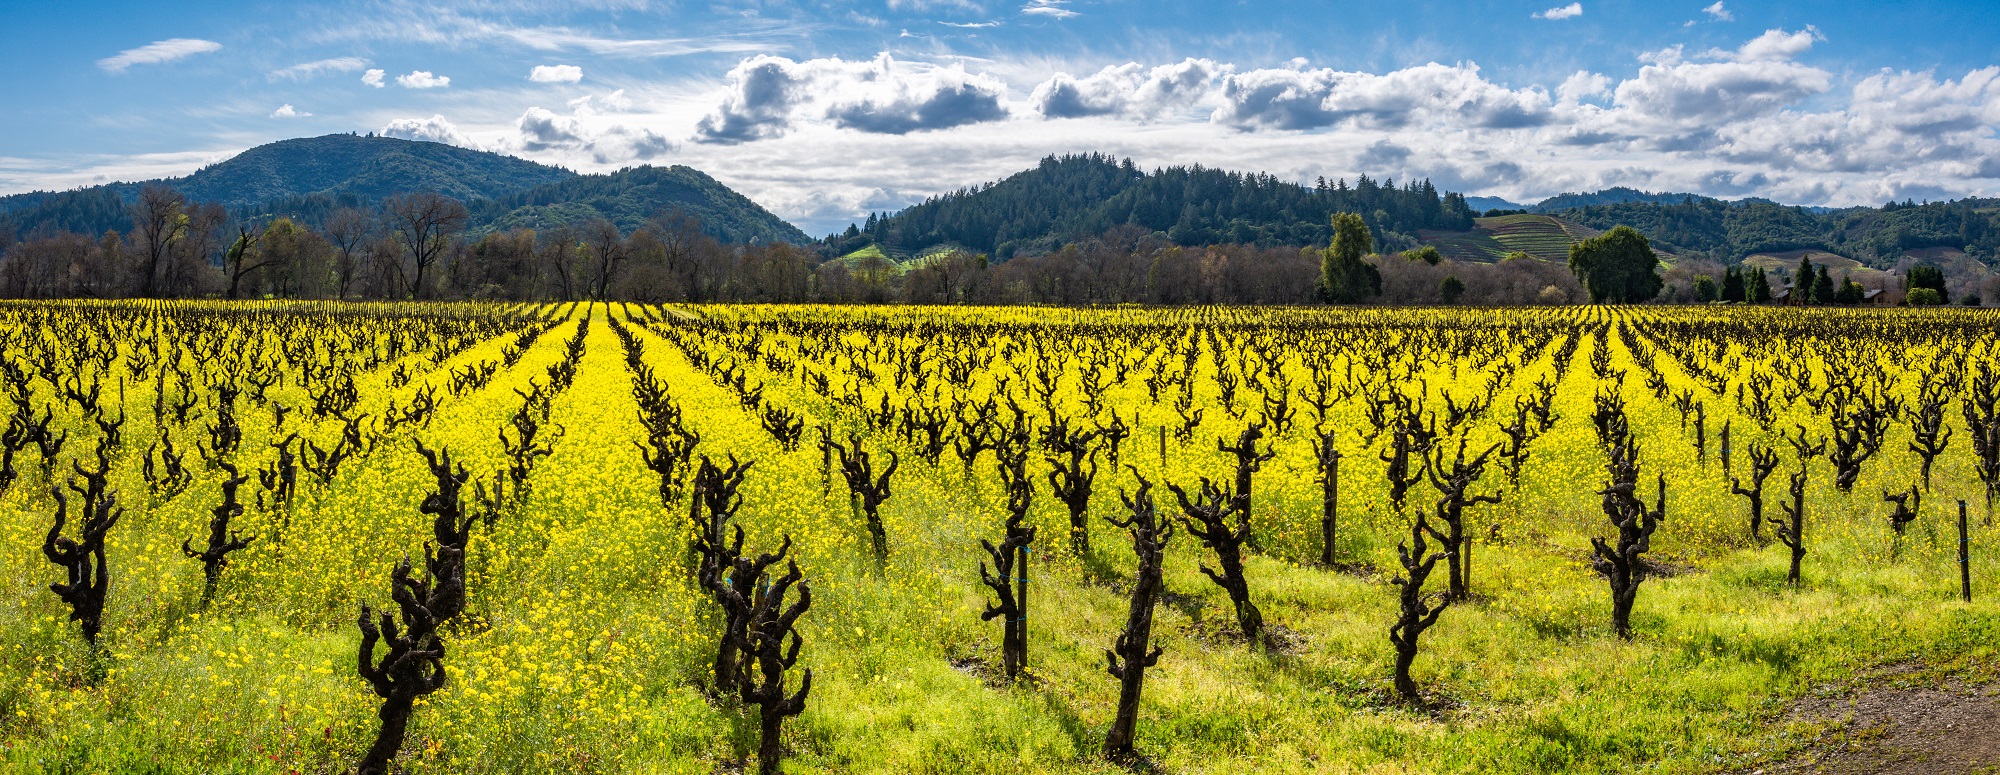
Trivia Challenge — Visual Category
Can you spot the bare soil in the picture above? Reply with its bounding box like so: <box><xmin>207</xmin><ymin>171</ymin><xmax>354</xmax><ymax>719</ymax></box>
<box><xmin>1758</xmin><ymin>667</ymin><xmax>2000</xmax><ymax>775</ymax></box>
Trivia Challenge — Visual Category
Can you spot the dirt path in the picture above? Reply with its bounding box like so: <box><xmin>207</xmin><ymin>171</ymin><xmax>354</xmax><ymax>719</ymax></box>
<box><xmin>1760</xmin><ymin>670</ymin><xmax>2000</xmax><ymax>775</ymax></box>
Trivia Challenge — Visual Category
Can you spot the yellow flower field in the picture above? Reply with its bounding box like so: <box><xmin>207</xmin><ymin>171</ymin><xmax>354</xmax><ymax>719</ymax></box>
<box><xmin>2</xmin><ymin>300</ymin><xmax>1998</xmax><ymax>774</ymax></box>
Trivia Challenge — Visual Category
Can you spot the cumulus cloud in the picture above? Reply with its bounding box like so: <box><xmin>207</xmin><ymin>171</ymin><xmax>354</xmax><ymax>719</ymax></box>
<box><xmin>1031</xmin><ymin>59</ymin><xmax>1229</xmax><ymax>120</ymax></box>
<box><xmin>1557</xmin><ymin>71</ymin><xmax>1613</xmax><ymax>103</ymax></box>
<box><xmin>362</xmin><ymin>69</ymin><xmax>386</xmax><ymax>88</ymax></box>
<box><xmin>1703</xmin><ymin>2</ymin><xmax>1734</xmax><ymax>21</ymax></box>
<box><xmin>1533</xmin><ymin>3</ymin><xmax>1582</xmax><ymax>20</ymax></box>
<box><xmin>530</xmin><ymin>64</ymin><xmax>583</xmax><ymax>83</ymax></box>
<box><xmin>1704</xmin><ymin>67</ymin><xmax>2000</xmax><ymax>177</ymax></box>
<box><xmin>1611</xmin><ymin>30</ymin><xmax>1830</xmax><ymax>130</ymax></box>
<box><xmin>1212</xmin><ymin>62</ymin><xmax>1553</xmax><ymax>131</ymax></box>
<box><xmin>694</xmin><ymin>54</ymin><xmax>1009</xmax><ymax>143</ymax></box>
<box><xmin>396</xmin><ymin>70</ymin><xmax>451</xmax><ymax>89</ymax></box>
<box><xmin>97</xmin><ymin>38</ymin><xmax>221</xmax><ymax>73</ymax></box>
<box><xmin>510</xmin><ymin>105</ymin><xmax>673</xmax><ymax>163</ymax></box>
<box><xmin>269</xmin><ymin>57</ymin><xmax>368</xmax><ymax>82</ymax></box>
<box><xmin>270</xmin><ymin>104</ymin><xmax>311</xmax><ymax>118</ymax></box>
<box><xmin>382</xmin><ymin>115</ymin><xmax>477</xmax><ymax>147</ymax></box>
<box><xmin>1022</xmin><ymin>0</ymin><xmax>1078</xmax><ymax>19</ymax></box>
<box><xmin>1724</xmin><ymin>26</ymin><xmax>1823</xmax><ymax>62</ymax></box>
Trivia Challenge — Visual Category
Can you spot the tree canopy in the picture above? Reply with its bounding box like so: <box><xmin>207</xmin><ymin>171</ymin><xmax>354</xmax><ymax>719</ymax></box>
<box><xmin>1320</xmin><ymin>213</ymin><xmax>1381</xmax><ymax>304</ymax></box>
<box><xmin>1567</xmin><ymin>225</ymin><xmax>1662</xmax><ymax>303</ymax></box>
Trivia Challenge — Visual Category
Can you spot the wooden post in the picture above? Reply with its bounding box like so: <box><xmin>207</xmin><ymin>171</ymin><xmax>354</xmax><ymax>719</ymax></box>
<box><xmin>1720</xmin><ymin>420</ymin><xmax>1732</xmax><ymax>474</ymax></box>
<box><xmin>1158</xmin><ymin>425</ymin><xmax>1167</xmax><ymax>467</ymax></box>
<box><xmin>1017</xmin><ymin>544</ymin><xmax>1029</xmax><ymax>671</ymax></box>
<box><xmin>1694</xmin><ymin>405</ymin><xmax>1706</xmax><ymax>465</ymax></box>
<box><xmin>1960</xmin><ymin>499</ymin><xmax>1972</xmax><ymax>603</ymax></box>
<box><xmin>1320</xmin><ymin>450</ymin><xmax>1340</xmax><ymax>566</ymax></box>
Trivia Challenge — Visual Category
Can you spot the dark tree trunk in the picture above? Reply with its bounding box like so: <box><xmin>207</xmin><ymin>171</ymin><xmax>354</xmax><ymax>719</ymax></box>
<box><xmin>758</xmin><ymin>708</ymin><xmax>786</xmax><ymax>775</ymax></box>
<box><xmin>1169</xmin><ymin>478</ymin><xmax>1262</xmax><ymax>642</ymax></box>
<box><xmin>1105</xmin><ymin>476</ymin><xmax>1173</xmax><ymax>759</ymax></box>
<box><xmin>1315</xmin><ymin>436</ymin><xmax>1341</xmax><ymax>566</ymax></box>
<box><xmin>356</xmin><ymin>695</ymin><xmax>414</xmax><ymax>775</ymax></box>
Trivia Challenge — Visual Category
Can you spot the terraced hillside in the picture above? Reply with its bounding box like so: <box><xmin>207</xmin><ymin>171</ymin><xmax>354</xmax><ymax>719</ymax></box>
<box><xmin>1418</xmin><ymin>214</ymin><xmax>1606</xmax><ymax>263</ymax></box>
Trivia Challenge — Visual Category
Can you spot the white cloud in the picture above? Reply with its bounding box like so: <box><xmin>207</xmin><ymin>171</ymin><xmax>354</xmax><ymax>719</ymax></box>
<box><xmin>1212</xmin><ymin>62</ymin><xmax>1554</xmax><ymax>131</ymax></box>
<box><xmin>1557</xmin><ymin>70</ymin><xmax>1613</xmax><ymax>103</ymax></box>
<box><xmin>694</xmin><ymin>54</ymin><xmax>1009</xmax><ymax>143</ymax></box>
<box><xmin>568</xmin><ymin>89</ymin><xmax>635</xmax><ymax>116</ymax></box>
<box><xmin>269</xmin><ymin>57</ymin><xmax>368</xmax><ymax>82</ymax></box>
<box><xmin>887</xmin><ymin>0</ymin><xmax>982</xmax><ymax>10</ymax></box>
<box><xmin>381</xmin><ymin>115</ymin><xmax>477</xmax><ymax>147</ymax></box>
<box><xmin>1022</xmin><ymin>0</ymin><xmax>1078</xmax><ymax>19</ymax></box>
<box><xmin>1703</xmin><ymin>2</ymin><xmax>1734</xmax><ymax>21</ymax></box>
<box><xmin>529</xmin><ymin>64</ymin><xmax>584</xmax><ymax>83</ymax></box>
<box><xmin>508</xmin><ymin>105</ymin><xmax>673</xmax><ymax>163</ymax></box>
<box><xmin>362</xmin><ymin>69</ymin><xmax>386</xmax><ymax>88</ymax></box>
<box><xmin>270</xmin><ymin>104</ymin><xmax>312</xmax><ymax>118</ymax></box>
<box><xmin>396</xmin><ymin>70</ymin><xmax>452</xmax><ymax>89</ymax></box>
<box><xmin>97</xmin><ymin>38</ymin><xmax>222</xmax><ymax>73</ymax></box>
<box><xmin>1727</xmin><ymin>26</ymin><xmax>1822</xmax><ymax>62</ymax></box>
<box><xmin>1031</xmin><ymin>59</ymin><xmax>1229</xmax><ymax>120</ymax></box>
<box><xmin>1609</xmin><ymin>57</ymin><xmax>1830</xmax><ymax>127</ymax></box>
<box><xmin>1533</xmin><ymin>3</ymin><xmax>1583</xmax><ymax>20</ymax></box>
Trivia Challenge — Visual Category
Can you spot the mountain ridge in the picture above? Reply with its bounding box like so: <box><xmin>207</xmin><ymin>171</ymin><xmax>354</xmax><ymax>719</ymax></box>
<box><xmin>0</xmin><ymin>134</ymin><xmax>808</xmax><ymax>245</ymax></box>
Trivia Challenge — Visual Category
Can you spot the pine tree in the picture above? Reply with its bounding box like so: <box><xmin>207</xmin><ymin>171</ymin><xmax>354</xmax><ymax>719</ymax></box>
<box><xmin>1811</xmin><ymin>265</ymin><xmax>1836</xmax><ymax>304</ymax></box>
<box><xmin>1721</xmin><ymin>267</ymin><xmax>1746</xmax><ymax>302</ymax></box>
<box><xmin>1750</xmin><ymin>269</ymin><xmax>1773</xmax><ymax>303</ymax></box>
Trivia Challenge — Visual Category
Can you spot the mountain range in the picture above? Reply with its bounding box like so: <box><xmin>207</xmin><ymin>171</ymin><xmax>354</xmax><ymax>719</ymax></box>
<box><xmin>1</xmin><ymin>135</ymin><xmax>1993</xmax><ymax>270</ymax></box>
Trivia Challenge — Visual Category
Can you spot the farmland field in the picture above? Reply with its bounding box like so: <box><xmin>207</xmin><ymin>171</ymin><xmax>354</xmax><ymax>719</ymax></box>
<box><xmin>5</xmin><ymin>300</ymin><xmax>2000</xmax><ymax>774</ymax></box>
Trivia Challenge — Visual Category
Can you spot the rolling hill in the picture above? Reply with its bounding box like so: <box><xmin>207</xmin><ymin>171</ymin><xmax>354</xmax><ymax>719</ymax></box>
<box><xmin>0</xmin><ymin>134</ymin><xmax>807</xmax><ymax>245</ymax></box>
<box><xmin>831</xmin><ymin>153</ymin><xmax>1478</xmax><ymax>259</ymax></box>
<box><xmin>473</xmin><ymin>166</ymin><xmax>809</xmax><ymax>244</ymax></box>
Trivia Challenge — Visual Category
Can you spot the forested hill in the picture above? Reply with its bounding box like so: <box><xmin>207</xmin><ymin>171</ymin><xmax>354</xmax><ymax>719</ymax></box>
<box><xmin>0</xmin><ymin>134</ymin><xmax>809</xmax><ymax>245</ymax></box>
<box><xmin>471</xmin><ymin>166</ymin><xmax>808</xmax><ymax>244</ymax></box>
<box><xmin>0</xmin><ymin>134</ymin><xmax>572</xmax><ymax>228</ymax></box>
<box><xmin>828</xmin><ymin>153</ymin><xmax>1478</xmax><ymax>258</ymax></box>
<box><xmin>1548</xmin><ymin>196</ymin><xmax>2000</xmax><ymax>264</ymax></box>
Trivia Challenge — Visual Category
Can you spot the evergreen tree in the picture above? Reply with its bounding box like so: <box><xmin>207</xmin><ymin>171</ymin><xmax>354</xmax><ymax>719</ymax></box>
<box><xmin>1907</xmin><ymin>264</ymin><xmax>1947</xmax><ymax>296</ymax></box>
<box><xmin>1811</xmin><ymin>264</ymin><xmax>1836</xmax><ymax>304</ymax></box>
<box><xmin>1750</xmin><ymin>268</ymin><xmax>1773</xmax><ymax>303</ymax></box>
<box><xmin>1721</xmin><ymin>267</ymin><xmax>1746</xmax><ymax>302</ymax></box>
<box><xmin>1834</xmin><ymin>276</ymin><xmax>1866</xmax><ymax>304</ymax></box>
<box><xmin>1320</xmin><ymin>212</ymin><xmax>1380</xmax><ymax>304</ymax></box>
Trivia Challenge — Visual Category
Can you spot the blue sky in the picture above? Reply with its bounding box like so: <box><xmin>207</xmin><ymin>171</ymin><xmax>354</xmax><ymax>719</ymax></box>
<box><xmin>2</xmin><ymin>0</ymin><xmax>1996</xmax><ymax>234</ymax></box>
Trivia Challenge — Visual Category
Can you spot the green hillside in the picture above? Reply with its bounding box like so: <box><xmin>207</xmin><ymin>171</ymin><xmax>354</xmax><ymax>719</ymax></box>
<box><xmin>473</xmin><ymin>165</ymin><xmax>809</xmax><ymax>244</ymax></box>
<box><xmin>0</xmin><ymin>135</ymin><xmax>808</xmax><ymax>245</ymax></box>
<box><xmin>169</xmin><ymin>134</ymin><xmax>576</xmax><ymax>205</ymax></box>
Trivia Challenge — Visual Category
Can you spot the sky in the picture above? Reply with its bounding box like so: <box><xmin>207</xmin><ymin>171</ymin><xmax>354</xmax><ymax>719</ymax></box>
<box><xmin>2</xmin><ymin>0</ymin><xmax>1997</xmax><ymax>236</ymax></box>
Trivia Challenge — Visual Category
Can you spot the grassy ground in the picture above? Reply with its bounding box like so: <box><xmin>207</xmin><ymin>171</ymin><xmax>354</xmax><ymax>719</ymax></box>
<box><xmin>1</xmin><ymin>303</ymin><xmax>1997</xmax><ymax>774</ymax></box>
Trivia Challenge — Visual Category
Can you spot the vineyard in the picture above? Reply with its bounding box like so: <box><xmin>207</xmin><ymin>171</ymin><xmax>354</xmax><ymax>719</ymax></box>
<box><xmin>5</xmin><ymin>301</ymin><xmax>2000</xmax><ymax>773</ymax></box>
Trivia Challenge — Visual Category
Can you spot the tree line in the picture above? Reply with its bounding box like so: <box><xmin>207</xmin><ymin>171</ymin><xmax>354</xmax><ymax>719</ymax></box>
<box><xmin>0</xmin><ymin>184</ymin><xmax>1971</xmax><ymax>307</ymax></box>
